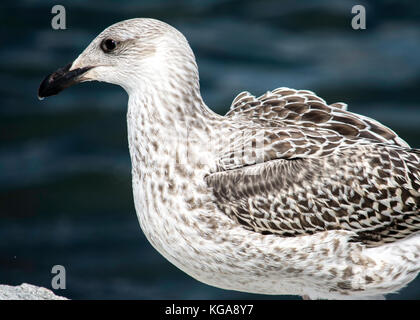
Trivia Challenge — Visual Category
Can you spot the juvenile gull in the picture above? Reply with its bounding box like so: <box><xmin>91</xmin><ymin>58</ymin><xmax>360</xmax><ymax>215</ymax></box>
<box><xmin>38</xmin><ymin>18</ymin><xmax>420</xmax><ymax>299</ymax></box>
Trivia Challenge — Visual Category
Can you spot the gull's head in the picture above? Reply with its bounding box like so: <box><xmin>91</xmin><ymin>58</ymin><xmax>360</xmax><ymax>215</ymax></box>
<box><xmin>38</xmin><ymin>18</ymin><xmax>198</xmax><ymax>98</ymax></box>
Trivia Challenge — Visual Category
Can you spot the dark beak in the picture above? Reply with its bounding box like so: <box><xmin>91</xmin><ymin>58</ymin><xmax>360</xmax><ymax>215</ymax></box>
<box><xmin>38</xmin><ymin>63</ymin><xmax>92</xmax><ymax>100</ymax></box>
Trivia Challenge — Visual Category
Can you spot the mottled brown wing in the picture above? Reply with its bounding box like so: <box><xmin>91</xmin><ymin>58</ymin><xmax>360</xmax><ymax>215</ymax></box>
<box><xmin>213</xmin><ymin>125</ymin><xmax>357</xmax><ymax>172</ymax></box>
<box><xmin>227</xmin><ymin>88</ymin><xmax>409</xmax><ymax>148</ymax></box>
<box><xmin>206</xmin><ymin>140</ymin><xmax>420</xmax><ymax>246</ymax></box>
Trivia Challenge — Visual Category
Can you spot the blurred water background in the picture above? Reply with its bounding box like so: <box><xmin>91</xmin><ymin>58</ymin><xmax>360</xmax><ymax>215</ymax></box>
<box><xmin>0</xmin><ymin>0</ymin><xmax>419</xmax><ymax>299</ymax></box>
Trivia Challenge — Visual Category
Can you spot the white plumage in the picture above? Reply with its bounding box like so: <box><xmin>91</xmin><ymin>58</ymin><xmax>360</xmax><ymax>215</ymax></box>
<box><xmin>39</xmin><ymin>18</ymin><xmax>420</xmax><ymax>299</ymax></box>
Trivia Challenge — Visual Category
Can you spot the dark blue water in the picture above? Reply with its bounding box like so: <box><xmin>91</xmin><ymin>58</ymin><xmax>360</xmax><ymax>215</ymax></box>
<box><xmin>0</xmin><ymin>0</ymin><xmax>419</xmax><ymax>299</ymax></box>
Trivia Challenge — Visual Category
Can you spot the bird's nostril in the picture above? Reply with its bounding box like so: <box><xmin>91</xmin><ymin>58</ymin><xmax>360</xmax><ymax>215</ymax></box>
<box><xmin>50</xmin><ymin>73</ymin><xmax>59</xmax><ymax>81</ymax></box>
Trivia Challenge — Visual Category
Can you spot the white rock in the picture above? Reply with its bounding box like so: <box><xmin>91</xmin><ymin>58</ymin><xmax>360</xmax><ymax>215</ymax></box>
<box><xmin>0</xmin><ymin>283</ymin><xmax>68</xmax><ymax>300</ymax></box>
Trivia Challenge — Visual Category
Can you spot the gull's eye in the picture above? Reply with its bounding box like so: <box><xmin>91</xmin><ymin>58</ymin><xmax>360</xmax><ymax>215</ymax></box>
<box><xmin>100</xmin><ymin>38</ymin><xmax>118</xmax><ymax>53</ymax></box>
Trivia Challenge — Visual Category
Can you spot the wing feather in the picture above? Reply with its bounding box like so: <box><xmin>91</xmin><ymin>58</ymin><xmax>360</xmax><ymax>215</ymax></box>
<box><xmin>227</xmin><ymin>87</ymin><xmax>409</xmax><ymax>148</ymax></box>
<box><xmin>208</xmin><ymin>88</ymin><xmax>419</xmax><ymax>245</ymax></box>
<box><xmin>206</xmin><ymin>144</ymin><xmax>420</xmax><ymax>246</ymax></box>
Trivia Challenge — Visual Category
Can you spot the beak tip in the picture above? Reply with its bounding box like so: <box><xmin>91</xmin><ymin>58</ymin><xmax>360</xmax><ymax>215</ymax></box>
<box><xmin>37</xmin><ymin>76</ymin><xmax>55</xmax><ymax>99</ymax></box>
<box><xmin>37</xmin><ymin>63</ymin><xmax>92</xmax><ymax>100</ymax></box>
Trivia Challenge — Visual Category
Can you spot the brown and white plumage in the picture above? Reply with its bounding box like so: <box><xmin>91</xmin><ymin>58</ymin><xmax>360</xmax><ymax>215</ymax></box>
<box><xmin>39</xmin><ymin>18</ymin><xmax>420</xmax><ymax>300</ymax></box>
<box><xmin>207</xmin><ymin>87</ymin><xmax>420</xmax><ymax>247</ymax></box>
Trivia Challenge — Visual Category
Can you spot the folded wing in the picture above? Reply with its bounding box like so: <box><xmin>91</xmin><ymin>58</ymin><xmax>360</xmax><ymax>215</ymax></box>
<box><xmin>205</xmin><ymin>88</ymin><xmax>420</xmax><ymax>246</ymax></box>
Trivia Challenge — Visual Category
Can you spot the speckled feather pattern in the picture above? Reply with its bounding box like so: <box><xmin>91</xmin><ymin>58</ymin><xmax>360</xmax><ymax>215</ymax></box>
<box><xmin>70</xmin><ymin>19</ymin><xmax>419</xmax><ymax>299</ymax></box>
<box><xmin>208</xmin><ymin>88</ymin><xmax>420</xmax><ymax>247</ymax></box>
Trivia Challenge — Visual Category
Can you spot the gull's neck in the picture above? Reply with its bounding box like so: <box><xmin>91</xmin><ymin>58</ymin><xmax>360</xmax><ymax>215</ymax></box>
<box><xmin>126</xmin><ymin>50</ymin><xmax>220</xmax><ymax>130</ymax></box>
<box><xmin>127</xmin><ymin>77</ymin><xmax>215</xmax><ymax>128</ymax></box>
<box><xmin>126</xmin><ymin>67</ymin><xmax>222</xmax><ymax>176</ymax></box>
